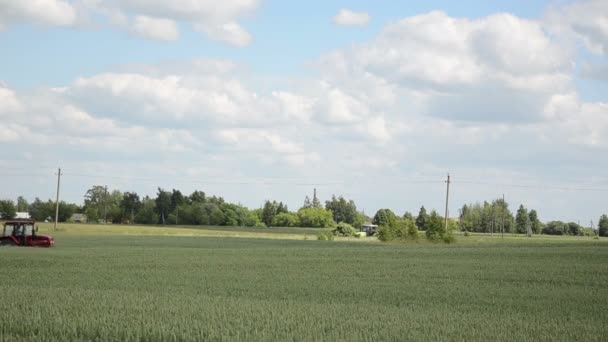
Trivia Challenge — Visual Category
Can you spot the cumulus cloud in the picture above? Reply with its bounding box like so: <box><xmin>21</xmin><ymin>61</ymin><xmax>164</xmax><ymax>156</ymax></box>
<box><xmin>0</xmin><ymin>0</ymin><xmax>77</xmax><ymax>28</ymax></box>
<box><xmin>131</xmin><ymin>15</ymin><xmax>179</xmax><ymax>41</ymax></box>
<box><xmin>319</xmin><ymin>11</ymin><xmax>573</xmax><ymax>122</ymax></box>
<box><xmin>85</xmin><ymin>0</ymin><xmax>259</xmax><ymax>45</ymax></box>
<box><xmin>194</xmin><ymin>21</ymin><xmax>252</xmax><ymax>47</ymax></box>
<box><xmin>334</xmin><ymin>9</ymin><xmax>370</xmax><ymax>27</ymax></box>
<box><xmin>545</xmin><ymin>0</ymin><xmax>608</xmax><ymax>55</ymax></box>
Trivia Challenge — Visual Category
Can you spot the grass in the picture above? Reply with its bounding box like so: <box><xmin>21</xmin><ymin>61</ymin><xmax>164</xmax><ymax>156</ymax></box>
<box><xmin>0</xmin><ymin>223</ymin><xmax>607</xmax><ymax>341</ymax></box>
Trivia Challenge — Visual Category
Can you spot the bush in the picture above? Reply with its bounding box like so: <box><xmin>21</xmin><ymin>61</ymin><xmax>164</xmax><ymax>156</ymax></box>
<box><xmin>442</xmin><ymin>231</ymin><xmax>456</xmax><ymax>244</ymax></box>
<box><xmin>332</xmin><ymin>222</ymin><xmax>357</xmax><ymax>237</ymax></box>
<box><xmin>317</xmin><ymin>231</ymin><xmax>334</xmax><ymax>241</ymax></box>
<box><xmin>298</xmin><ymin>208</ymin><xmax>336</xmax><ymax>228</ymax></box>
<box><xmin>272</xmin><ymin>213</ymin><xmax>300</xmax><ymax>227</ymax></box>
<box><xmin>377</xmin><ymin>219</ymin><xmax>419</xmax><ymax>242</ymax></box>
<box><xmin>254</xmin><ymin>221</ymin><xmax>267</xmax><ymax>228</ymax></box>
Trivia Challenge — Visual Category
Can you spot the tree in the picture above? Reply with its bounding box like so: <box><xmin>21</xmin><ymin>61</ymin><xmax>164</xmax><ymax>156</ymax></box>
<box><xmin>372</xmin><ymin>209</ymin><xmax>397</xmax><ymax>228</ymax></box>
<box><xmin>16</xmin><ymin>196</ymin><xmax>29</xmax><ymax>212</ymax></box>
<box><xmin>272</xmin><ymin>212</ymin><xmax>300</xmax><ymax>227</ymax></box>
<box><xmin>332</xmin><ymin>222</ymin><xmax>357</xmax><ymax>237</ymax></box>
<box><xmin>189</xmin><ymin>190</ymin><xmax>206</xmax><ymax>204</ymax></box>
<box><xmin>135</xmin><ymin>197</ymin><xmax>157</xmax><ymax>224</ymax></box>
<box><xmin>155</xmin><ymin>188</ymin><xmax>172</xmax><ymax>224</ymax></box>
<box><xmin>84</xmin><ymin>185</ymin><xmax>109</xmax><ymax>222</ymax></box>
<box><xmin>312</xmin><ymin>189</ymin><xmax>322</xmax><ymax>209</ymax></box>
<box><xmin>425</xmin><ymin>210</ymin><xmax>446</xmax><ymax>241</ymax></box>
<box><xmin>325</xmin><ymin>195</ymin><xmax>358</xmax><ymax>225</ymax></box>
<box><xmin>542</xmin><ymin>221</ymin><xmax>567</xmax><ymax>235</ymax></box>
<box><xmin>599</xmin><ymin>215</ymin><xmax>608</xmax><ymax>237</ymax></box>
<box><xmin>262</xmin><ymin>201</ymin><xmax>278</xmax><ymax>226</ymax></box>
<box><xmin>515</xmin><ymin>205</ymin><xmax>529</xmax><ymax>234</ymax></box>
<box><xmin>0</xmin><ymin>200</ymin><xmax>17</xmax><ymax>219</ymax></box>
<box><xmin>29</xmin><ymin>198</ymin><xmax>53</xmax><ymax>221</ymax></box>
<box><xmin>597</xmin><ymin>215</ymin><xmax>608</xmax><ymax>237</ymax></box>
<box><xmin>403</xmin><ymin>211</ymin><xmax>414</xmax><ymax>221</ymax></box>
<box><xmin>378</xmin><ymin>218</ymin><xmax>419</xmax><ymax>242</ymax></box>
<box><xmin>528</xmin><ymin>209</ymin><xmax>541</xmax><ymax>234</ymax></box>
<box><xmin>297</xmin><ymin>208</ymin><xmax>335</xmax><ymax>228</ymax></box>
<box><xmin>415</xmin><ymin>206</ymin><xmax>428</xmax><ymax>230</ymax></box>
<box><xmin>301</xmin><ymin>196</ymin><xmax>312</xmax><ymax>209</ymax></box>
<box><xmin>170</xmin><ymin>189</ymin><xmax>185</xmax><ymax>212</ymax></box>
<box><xmin>121</xmin><ymin>192</ymin><xmax>141</xmax><ymax>223</ymax></box>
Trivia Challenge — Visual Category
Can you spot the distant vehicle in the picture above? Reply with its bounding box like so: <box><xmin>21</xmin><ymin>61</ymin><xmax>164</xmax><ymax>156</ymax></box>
<box><xmin>0</xmin><ymin>221</ymin><xmax>55</xmax><ymax>247</ymax></box>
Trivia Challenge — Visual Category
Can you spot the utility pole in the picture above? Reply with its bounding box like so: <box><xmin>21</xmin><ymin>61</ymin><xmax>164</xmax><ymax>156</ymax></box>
<box><xmin>444</xmin><ymin>173</ymin><xmax>450</xmax><ymax>233</ymax></box>
<box><xmin>54</xmin><ymin>168</ymin><xmax>62</xmax><ymax>231</ymax></box>
<box><xmin>104</xmin><ymin>185</ymin><xmax>108</xmax><ymax>224</ymax></box>
<box><xmin>176</xmin><ymin>206</ymin><xmax>179</xmax><ymax>225</ymax></box>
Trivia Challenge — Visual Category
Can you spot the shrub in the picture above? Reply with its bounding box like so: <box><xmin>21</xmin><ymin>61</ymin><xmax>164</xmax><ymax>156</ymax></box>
<box><xmin>254</xmin><ymin>221</ymin><xmax>267</xmax><ymax>228</ymax></box>
<box><xmin>271</xmin><ymin>213</ymin><xmax>300</xmax><ymax>227</ymax></box>
<box><xmin>317</xmin><ymin>231</ymin><xmax>334</xmax><ymax>241</ymax></box>
<box><xmin>377</xmin><ymin>219</ymin><xmax>419</xmax><ymax>242</ymax></box>
<box><xmin>332</xmin><ymin>222</ymin><xmax>357</xmax><ymax>237</ymax></box>
<box><xmin>298</xmin><ymin>208</ymin><xmax>336</xmax><ymax>228</ymax></box>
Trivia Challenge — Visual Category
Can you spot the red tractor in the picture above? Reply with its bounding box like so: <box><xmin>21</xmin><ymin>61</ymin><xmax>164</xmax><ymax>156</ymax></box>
<box><xmin>0</xmin><ymin>221</ymin><xmax>55</xmax><ymax>247</ymax></box>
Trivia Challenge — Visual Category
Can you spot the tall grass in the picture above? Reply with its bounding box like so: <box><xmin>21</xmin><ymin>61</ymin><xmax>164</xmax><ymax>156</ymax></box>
<box><xmin>0</xmin><ymin>234</ymin><xmax>606</xmax><ymax>341</ymax></box>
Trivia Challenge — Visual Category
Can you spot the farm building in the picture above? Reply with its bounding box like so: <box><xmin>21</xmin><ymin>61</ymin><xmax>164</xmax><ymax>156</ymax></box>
<box><xmin>360</xmin><ymin>223</ymin><xmax>378</xmax><ymax>235</ymax></box>
<box><xmin>70</xmin><ymin>213</ymin><xmax>88</xmax><ymax>223</ymax></box>
<box><xmin>15</xmin><ymin>212</ymin><xmax>31</xmax><ymax>219</ymax></box>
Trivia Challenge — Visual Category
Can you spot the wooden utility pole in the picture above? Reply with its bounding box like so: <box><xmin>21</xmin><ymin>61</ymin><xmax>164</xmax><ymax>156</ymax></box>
<box><xmin>54</xmin><ymin>168</ymin><xmax>62</xmax><ymax>231</ymax></box>
<box><xmin>444</xmin><ymin>173</ymin><xmax>450</xmax><ymax>233</ymax></box>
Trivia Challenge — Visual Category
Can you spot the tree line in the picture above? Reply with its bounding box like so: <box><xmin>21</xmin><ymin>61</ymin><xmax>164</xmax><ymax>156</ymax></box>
<box><xmin>1</xmin><ymin>189</ymin><xmax>607</xmax><ymax>237</ymax></box>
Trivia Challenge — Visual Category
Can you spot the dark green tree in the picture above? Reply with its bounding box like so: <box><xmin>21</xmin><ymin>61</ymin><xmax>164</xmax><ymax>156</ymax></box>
<box><xmin>16</xmin><ymin>196</ymin><xmax>29</xmax><ymax>212</ymax></box>
<box><xmin>415</xmin><ymin>206</ymin><xmax>428</xmax><ymax>230</ymax></box>
<box><xmin>189</xmin><ymin>190</ymin><xmax>206</xmax><ymax>204</ymax></box>
<box><xmin>121</xmin><ymin>192</ymin><xmax>141</xmax><ymax>223</ymax></box>
<box><xmin>373</xmin><ymin>209</ymin><xmax>397</xmax><ymax>227</ymax></box>
<box><xmin>515</xmin><ymin>204</ymin><xmax>529</xmax><ymax>234</ymax></box>
<box><xmin>262</xmin><ymin>201</ymin><xmax>278</xmax><ymax>226</ymax></box>
<box><xmin>170</xmin><ymin>189</ymin><xmax>185</xmax><ymax>211</ymax></box>
<box><xmin>0</xmin><ymin>200</ymin><xmax>17</xmax><ymax>219</ymax></box>
<box><xmin>155</xmin><ymin>188</ymin><xmax>172</xmax><ymax>224</ymax></box>
<box><xmin>425</xmin><ymin>210</ymin><xmax>446</xmax><ymax>241</ymax></box>
<box><xmin>28</xmin><ymin>198</ymin><xmax>53</xmax><ymax>221</ymax></box>
<box><xmin>528</xmin><ymin>209</ymin><xmax>541</xmax><ymax>234</ymax></box>
<box><xmin>325</xmin><ymin>195</ymin><xmax>358</xmax><ymax>224</ymax></box>
<box><xmin>135</xmin><ymin>197</ymin><xmax>157</xmax><ymax>224</ymax></box>
<box><xmin>598</xmin><ymin>215</ymin><xmax>608</xmax><ymax>237</ymax></box>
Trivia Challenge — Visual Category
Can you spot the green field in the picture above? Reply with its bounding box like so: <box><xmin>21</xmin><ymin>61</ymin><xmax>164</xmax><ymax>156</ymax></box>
<box><xmin>0</xmin><ymin>224</ymin><xmax>607</xmax><ymax>341</ymax></box>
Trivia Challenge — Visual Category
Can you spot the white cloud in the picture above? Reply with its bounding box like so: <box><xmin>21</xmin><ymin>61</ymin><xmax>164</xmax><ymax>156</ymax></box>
<box><xmin>85</xmin><ymin>0</ymin><xmax>259</xmax><ymax>45</ymax></box>
<box><xmin>545</xmin><ymin>0</ymin><xmax>608</xmax><ymax>55</ymax></box>
<box><xmin>194</xmin><ymin>21</ymin><xmax>252</xmax><ymax>47</ymax></box>
<box><xmin>334</xmin><ymin>9</ymin><xmax>370</xmax><ymax>27</ymax></box>
<box><xmin>0</xmin><ymin>86</ymin><xmax>23</xmax><ymax>115</ymax></box>
<box><xmin>319</xmin><ymin>11</ymin><xmax>573</xmax><ymax>122</ymax></box>
<box><xmin>0</xmin><ymin>0</ymin><xmax>77</xmax><ymax>28</ymax></box>
<box><xmin>131</xmin><ymin>15</ymin><xmax>179</xmax><ymax>42</ymax></box>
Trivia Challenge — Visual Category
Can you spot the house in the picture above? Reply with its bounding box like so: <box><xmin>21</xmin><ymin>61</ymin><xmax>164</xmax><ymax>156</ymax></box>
<box><xmin>15</xmin><ymin>212</ymin><xmax>31</xmax><ymax>219</ymax></box>
<box><xmin>70</xmin><ymin>213</ymin><xmax>88</xmax><ymax>223</ymax></box>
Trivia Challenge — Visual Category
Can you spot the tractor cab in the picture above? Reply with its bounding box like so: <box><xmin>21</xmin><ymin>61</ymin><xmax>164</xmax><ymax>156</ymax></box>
<box><xmin>0</xmin><ymin>221</ymin><xmax>54</xmax><ymax>247</ymax></box>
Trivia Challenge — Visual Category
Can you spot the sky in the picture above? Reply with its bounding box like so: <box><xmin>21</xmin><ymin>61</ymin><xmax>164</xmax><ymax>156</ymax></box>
<box><xmin>0</xmin><ymin>0</ymin><xmax>607</xmax><ymax>224</ymax></box>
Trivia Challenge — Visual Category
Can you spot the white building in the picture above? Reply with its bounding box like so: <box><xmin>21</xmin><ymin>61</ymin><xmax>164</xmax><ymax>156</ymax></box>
<box><xmin>15</xmin><ymin>212</ymin><xmax>31</xmax><ymax>219</ymax></box>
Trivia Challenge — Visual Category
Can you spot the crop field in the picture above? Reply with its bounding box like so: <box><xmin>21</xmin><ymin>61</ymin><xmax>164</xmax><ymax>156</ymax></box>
<box><xmin>0</xmin><ymin>224</ymin><xmax>607</xmax><ymax>341</ymax></box>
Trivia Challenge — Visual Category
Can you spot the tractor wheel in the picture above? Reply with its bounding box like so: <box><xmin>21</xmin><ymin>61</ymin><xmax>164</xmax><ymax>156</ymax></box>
<box><xmin>0</xmin><ymin>239</ymin><xmax>17</xmax><ymax>247</ymax></box>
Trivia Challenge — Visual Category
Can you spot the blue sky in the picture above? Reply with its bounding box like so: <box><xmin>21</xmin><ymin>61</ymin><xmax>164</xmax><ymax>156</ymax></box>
<box><xmin>0</xmin><ymin>0</ymin><xmax>607</xmax><ymax>224</ymax></box>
